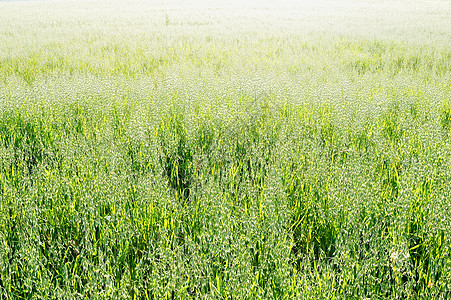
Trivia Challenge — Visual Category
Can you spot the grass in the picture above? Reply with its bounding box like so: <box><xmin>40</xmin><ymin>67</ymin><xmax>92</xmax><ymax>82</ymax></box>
<box><xmin>0</xmin><ymin>0</ymin><xmax>450</xmax><ymax>298</ymax></box>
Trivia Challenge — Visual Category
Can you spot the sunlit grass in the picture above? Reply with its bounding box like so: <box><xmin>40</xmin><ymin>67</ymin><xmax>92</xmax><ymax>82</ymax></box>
<box><xmin>0</xmin><ymin>0</ymin><xmax>450</xmax><ymax>298</ymax></box>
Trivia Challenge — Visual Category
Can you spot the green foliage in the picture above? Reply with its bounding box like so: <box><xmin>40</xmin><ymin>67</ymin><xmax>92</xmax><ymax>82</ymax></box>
<box><xmin>0</xmin><ymin>2</ymin><xmax>450</xmax><ymax>298</ymax></box>
<box><xmin>284</xmin><ymin>171</ymin><xmax>343</xmax><ymax>264</ymax></box>
<box><xmin>0</xmin><ymin>110</ymin><xmax>59</xmax><ymax>178</ymax></box>
<box><xmin>440</xmin><ymin>100</ymin><xmax>451</xmax><ymax>133</ymax></box>
<box><xmin>157</xmin><ymin>108</ymin><xmax>194</xmax><ymax>200</ymax></box>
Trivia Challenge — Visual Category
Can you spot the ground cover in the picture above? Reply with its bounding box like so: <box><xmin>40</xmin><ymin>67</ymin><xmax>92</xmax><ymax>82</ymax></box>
<box><xmin>0</xmin><ymin>0</ymin><xmax>450</xmax><ymax>298</ymax></box>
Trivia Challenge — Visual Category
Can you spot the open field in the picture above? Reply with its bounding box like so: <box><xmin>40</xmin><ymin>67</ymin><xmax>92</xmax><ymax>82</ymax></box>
<box><xmin>0</xmin><ymin>0</ymin><xmax>450</xmax><ymax>298</ymax></box>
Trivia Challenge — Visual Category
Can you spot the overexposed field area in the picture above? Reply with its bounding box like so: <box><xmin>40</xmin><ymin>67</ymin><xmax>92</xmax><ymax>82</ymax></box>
<box><xmin>0</xmin><ymin>0</ymin><xmax>450</xmax><ymax>298</ymax></box>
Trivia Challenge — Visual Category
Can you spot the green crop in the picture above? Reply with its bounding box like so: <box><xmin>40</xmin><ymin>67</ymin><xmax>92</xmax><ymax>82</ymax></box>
<box><xmin>0</xmin><ymin>0</ymin><xmax>450</xmax><ymax>299</ymax></box>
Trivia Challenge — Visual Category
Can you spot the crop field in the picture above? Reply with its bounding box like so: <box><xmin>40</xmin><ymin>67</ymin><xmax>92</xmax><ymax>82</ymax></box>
<box><xmin>0</xmin><ymin>0</ymin><xmax>450</xmax><ymax>298</ymax></box>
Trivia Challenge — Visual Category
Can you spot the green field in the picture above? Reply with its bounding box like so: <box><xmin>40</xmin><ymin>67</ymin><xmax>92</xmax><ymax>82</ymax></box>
<box><xmin>0</xmin><ymin>0</ymin><xmax>450</xmax><ymax>298</ymax></box>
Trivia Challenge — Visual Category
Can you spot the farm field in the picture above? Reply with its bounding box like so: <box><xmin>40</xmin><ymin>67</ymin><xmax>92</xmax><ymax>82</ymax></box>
<box><xmin>0</xmin><ymin>0</ymin><xmax>450</xmax><ymax>298</ymax></box>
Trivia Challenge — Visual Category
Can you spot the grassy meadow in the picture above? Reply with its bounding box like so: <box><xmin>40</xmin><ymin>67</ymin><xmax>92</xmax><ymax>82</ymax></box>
<box><xmin>0</xmin><ymin>0</ymin><xmax>450</xmax><ymax>298</ymax></box>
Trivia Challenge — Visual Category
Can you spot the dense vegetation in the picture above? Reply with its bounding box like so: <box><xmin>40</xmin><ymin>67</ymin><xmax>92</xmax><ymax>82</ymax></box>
<box><xmin>0</xmin><ymin>1</ymin><xmax>450</xmax><ymax>298</ymax></box>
